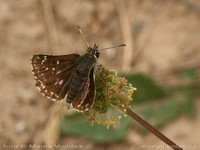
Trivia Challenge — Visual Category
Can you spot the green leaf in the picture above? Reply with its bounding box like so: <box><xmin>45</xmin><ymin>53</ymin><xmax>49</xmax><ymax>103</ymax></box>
<box><xmin>60</xmin><ymin>113</ymin><xmax>131</xmax><ymax>143</ymax></box>
<box><xmin>180</xmin><ymin>69</ymin><xmax>200</xmax><ymax>80</ymax></box>
<box><xmin>132</xmin><ymin>96</ymin><xmax>195</xmax><ymax>132</ymax></box>
<box><xmin>122</xmin><ymin>73</ymin><xmax>166</xmax><ymax>104</ymax></box>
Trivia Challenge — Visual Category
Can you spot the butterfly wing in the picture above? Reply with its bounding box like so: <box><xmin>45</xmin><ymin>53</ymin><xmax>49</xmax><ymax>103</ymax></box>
<box><xmin>31</xmin><ymin>54</ymin><xmax>80</xmax><ymax>101</ymax></box>
<box><xmin>72</xmin><ymin>68</ymin><xmax>96</xmax><ymax>112</ymax></box>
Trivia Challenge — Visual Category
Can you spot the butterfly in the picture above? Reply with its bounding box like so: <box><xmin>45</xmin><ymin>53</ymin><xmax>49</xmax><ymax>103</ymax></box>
<box><xmin>31</xmin><ymin>26</ymin><xmax>125</xmax><ymax>112</ymax></box>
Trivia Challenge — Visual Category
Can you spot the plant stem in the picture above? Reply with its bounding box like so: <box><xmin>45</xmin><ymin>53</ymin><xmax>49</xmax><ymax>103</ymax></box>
<box><xmin>125</xmin><ymin>108</ymin><xmax>183</xmax><ymax>150</ymax></box>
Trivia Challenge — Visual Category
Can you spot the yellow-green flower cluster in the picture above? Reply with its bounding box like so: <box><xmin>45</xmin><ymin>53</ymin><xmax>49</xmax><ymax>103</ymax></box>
<box><xmin>84</xmin><ymin>64</ymin><xmax>137</xmax><ymax>128</ymax></box>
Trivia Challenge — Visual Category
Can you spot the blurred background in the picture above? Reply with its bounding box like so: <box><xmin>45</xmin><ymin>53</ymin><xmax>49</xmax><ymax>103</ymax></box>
<box><xmin>0</xmin><ymin>0</ymin><xmax>200</xmax><ymax>149</ymax></box>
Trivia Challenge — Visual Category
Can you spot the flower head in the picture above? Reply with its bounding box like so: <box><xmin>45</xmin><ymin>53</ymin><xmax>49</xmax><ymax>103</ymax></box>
<box><xmin>83</xmin><ymin>64</ymin><xmax>136</xmax><ymax>128</ymax></box>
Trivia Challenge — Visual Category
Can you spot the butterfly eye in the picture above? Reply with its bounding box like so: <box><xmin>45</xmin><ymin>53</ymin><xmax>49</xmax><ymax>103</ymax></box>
<box><xmin>95</xmin><ymin>52</ymin><xmax>99</xmax><ymax>58</ymax></box>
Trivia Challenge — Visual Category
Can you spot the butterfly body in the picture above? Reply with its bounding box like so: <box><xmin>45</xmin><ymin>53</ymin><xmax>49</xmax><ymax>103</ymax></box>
<box><xmin>31</xmin><ymin>44</ymin><xmax>99</xmax><ymax>112</ymax></box>
<box><xmin>67</xmin><ymin>49</ymin><xmax>98</xmax><ymax>103</ymax></box>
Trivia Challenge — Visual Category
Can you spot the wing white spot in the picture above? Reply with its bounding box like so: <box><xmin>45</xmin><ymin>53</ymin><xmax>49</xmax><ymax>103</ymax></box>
<box><xmin>54</xmin><ymin>82</ymin><xmax>58</xmax><ymax>85</ymax></box>
<box><xmin>85</xmin><ymin>103</ymin><xmax>89</xmax><ymax>108</ymax></box>
<box><xmin>41</xmin><ymin>83</ymin><xmax>45</xmax><ymax>89</ymax></box>
<box><xmin>59</xmin><ymin>80</ymin><xmax>63</xmax><ymax>85</ymax></box>
<box><xmin>56</xmin><ymin>70</ymin><xmax>61</xmax><ymax>75</ymax></box>
<box><xmin>50</xmin><ymin>92</ymin><xmax>54</xmax><ymax>96</ymax></box>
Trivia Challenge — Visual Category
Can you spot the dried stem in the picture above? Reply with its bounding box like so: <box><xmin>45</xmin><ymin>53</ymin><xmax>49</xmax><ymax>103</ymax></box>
<box><xmin>41</xmin><ymin>0</ymin><xmax>59</xmax><ymax>52</ymax></box>
<box><xmin>42</xmin><ymin>105</ymin><xmax>62</xmax><ymax>145</ymax></box>
<box><xmin>114</xmin><ymin>0</ymin><xmax>133</xmax><ymax>72</ymax></box>
<box><xmin>125</xmin><ymin>108</ymin><xmax>183</xmax><ymax>150</ymax></box>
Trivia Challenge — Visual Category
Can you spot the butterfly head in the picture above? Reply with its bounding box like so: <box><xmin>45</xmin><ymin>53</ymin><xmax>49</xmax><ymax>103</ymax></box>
<box><xmin>87</xmin><ymin>44</ymin><xmax>100</xmax><ymax>59</ymax></box>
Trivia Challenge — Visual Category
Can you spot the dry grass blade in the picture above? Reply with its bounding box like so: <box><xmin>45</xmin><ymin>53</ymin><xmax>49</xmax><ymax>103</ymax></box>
<box><xmin>42</xmin><ymin>105</ymin><xmax>64</xmax><ymax>145</ymax></box>
<box><xmin>114</xmin><ymin>0</ymin><xmax>133</xmax><ymax>72</ymax></box>
<box><xmin>41</xmin><ymin>0</ymin><xmax>59</xmax><ymax>52</ymax></box>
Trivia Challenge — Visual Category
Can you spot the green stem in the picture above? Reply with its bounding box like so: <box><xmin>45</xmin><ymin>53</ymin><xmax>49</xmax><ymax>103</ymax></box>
<box><xmin>125</xmin><ymin>108</ymin><xmax>183</xmax><ymax>150</ymax></box>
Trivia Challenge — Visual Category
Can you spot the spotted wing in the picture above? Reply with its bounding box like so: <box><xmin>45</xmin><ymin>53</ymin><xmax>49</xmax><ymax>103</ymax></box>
<box><xmin>72</xmin><ymin>68</ymin><xmax>96</xmax><ymax>112</ymax></box>
<box><xmin>31</xmin><ymin>54</ymin><xmax>80</xmax><ymax>101</ymax></box>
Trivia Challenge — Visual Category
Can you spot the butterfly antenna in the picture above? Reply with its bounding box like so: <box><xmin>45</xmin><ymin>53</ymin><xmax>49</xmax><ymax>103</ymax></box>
<box><xmin>77</xmin><ymin>25</ymin><xmax>90</xmax><ymax>47</ymax></box>
<box><xmin>99</xmin><ymin>44</ymin><xmax>126</xmax><ymax>51</ymax></box>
